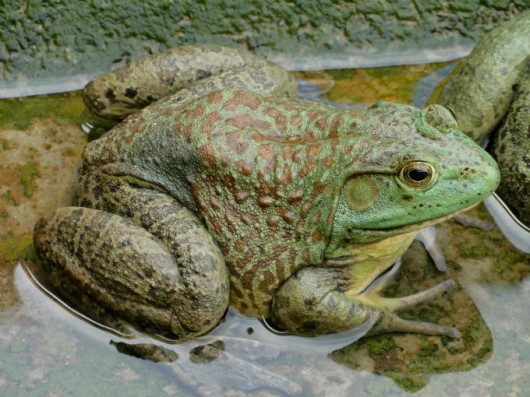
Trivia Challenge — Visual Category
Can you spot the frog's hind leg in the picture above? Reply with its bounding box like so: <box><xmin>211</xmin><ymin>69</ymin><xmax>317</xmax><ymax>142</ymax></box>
<box><xmin>271</xmin><ymin>261</ymin><xmax>458</xmax><ymax>338</ymax></box>
<box><xmin>34</xmin><ymin>178</ymin><xmax>229</xmax><ymax>340</ymax></box>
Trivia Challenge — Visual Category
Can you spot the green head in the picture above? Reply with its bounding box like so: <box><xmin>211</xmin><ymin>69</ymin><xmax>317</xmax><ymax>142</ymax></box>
<box><xmin>328</xmin><ymin>102</ymin><xmax>500</xmax><ymax>245</ymax></box>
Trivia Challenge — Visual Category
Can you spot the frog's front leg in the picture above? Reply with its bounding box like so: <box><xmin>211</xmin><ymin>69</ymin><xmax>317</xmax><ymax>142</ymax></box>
<box><xmin>271</xmin><ymin>262</ymin><xmax>457</xmax><ymax>338</ymax></box>
<box><xmin>33</xmin><ymin>177</ymin><xmax>229</xmax><ymax>339</ymax></box>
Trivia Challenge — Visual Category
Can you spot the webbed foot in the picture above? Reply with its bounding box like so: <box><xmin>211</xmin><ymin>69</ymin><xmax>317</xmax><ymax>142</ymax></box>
<box><xmin>359</xmin><ymin>261</ymin><xmax>458</xmax><ymax>338</ymax></box>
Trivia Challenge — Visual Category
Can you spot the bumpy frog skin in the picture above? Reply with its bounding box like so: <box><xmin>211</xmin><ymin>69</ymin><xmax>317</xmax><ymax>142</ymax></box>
<box><xmin>437</xmin><ymin>11</ymin><xmax>530</xmax><ymax>225</ymax></box>
<box><xmin>34</xmin><ymin>45</ymin><xmax>500</xmax><ymax>340</ymax></box>
<box><xmin>438</xmin><ymin>11</ymin><xmax>530</xmax><ymax>142</ymax></box>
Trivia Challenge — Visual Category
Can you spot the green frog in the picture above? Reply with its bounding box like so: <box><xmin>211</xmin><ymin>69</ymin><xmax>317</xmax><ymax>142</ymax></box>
<box><xmin>437</xmin><ymin>11</ymin><xmax>530</xmax><ymax>225</ymax></box>
<box><xmin>33</xmin><ymin>44</ymin><xmax>500</xmax><ymax>341</ymax></box>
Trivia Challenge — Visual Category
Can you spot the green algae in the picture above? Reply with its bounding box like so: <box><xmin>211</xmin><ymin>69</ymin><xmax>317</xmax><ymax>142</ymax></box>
<box><xmin>326</xmin><ymin>62</ymin><xmax>453</xmax><ymax>105</ymax></box>
<box><xmin>0</xmin><ymin>92</ymin><xmax>85</xmax><ymax>130</ymax></box>
<box><xmin>0</xmin><ymin>233</ymin><xmax>33</xmax><ymax>262</ymax></box>
<box><xmin>0</xmin><ymin>190</ymin><xmax>17</xmax><ymax>205</ymax></box>
<box><xmin>364</xmin><ymin>335</ymin><xmax>398</xmax><ymax>357</ymax></box>
<box><xmin>18</xmin><ymin>161</ymin><xmax>40</xmax><ymax>198</ymax></box>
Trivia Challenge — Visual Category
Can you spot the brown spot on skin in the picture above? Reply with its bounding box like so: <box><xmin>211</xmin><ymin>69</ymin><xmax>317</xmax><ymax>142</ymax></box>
<box><xmin>290</xmin><ymin>115</ymin><xmax>302</xmax><ymax>127</ymax></box>
<box><xmin>202</xmin><ymin>111</ymin><xmax>223</xmax><ymax>134</ymax></box>
<box><xmin>228</xmin><ymin>115</ymin><xmax>272</xmax><ymax>132</ymax></box>
<box><xmin>210</xmin><ymin>196</ymin><xmax>222</xmax><ymax>210</ymax></box>
<box><xmin>330</xmin><ymin>114</ymin><xmax>345</xmax><ymax>137</ymax></box>
<box><xmin>235</xmin><ymin>141</ymin><xmax>249</xmax><ymax>155</ymax></box>
<box><xmin>313</xmin><ymin>182</ymin><xmax>331</xmax><ymax>196</ymax></box>
<box><xmin>258</xmin><ymin>144</ymin><xmax>275</xmax><ymax>164</ymax></box>
<box><xmin>242</xmin><ymin>271</ymin><xmax>254</xmax><ymax>290</ymax></box>
<box><xmin>257</xmin><ymin>172</ymin><xmax>279</xmax><ymax>198</ymax></box>
<box><xmin>238</xmin><ymin>91</ymin><xmax>262</xmax><ymax>110</ymax></box>
<box><xmin>257</xmin><ymin>196</ymin><xmax>275</xmax><ymax>207</ymax></box>
<box><xmin>241</xmin><ymin>213</ymin><xmax>256</xmax><ymax>225</ymax></box>
<box><xmin>316</xmin><ymin>116</ymin><xmax>327</xmax><ymax>131</ymax></box>
<box><xmin>305</xmin><ymin>132</ymin><xmax>319</xmax><ymax>142</ymax></box>
<box><xmin>298</xmin><ymin>160</ymin><xmax>313</xmax><ymax>178</ymax></box>
<box><xmin>277</xmin><ymin>164</ymin><xmax>293</xmax><ymax>185</ymax></box>
<box><xmin>320</xmin><ymin>155</ymin><xmax>334</xmax><ymax>167</ymax></box>
<box><xmin>225</xmin><ymin>207</ymin><xmax>237</xmax><ymax>226</ymax></box>
<box><xmin>225</xmin><ymin>130</ymin><xmax>242</xmax><ymax>151</ymax></box>
<box><xmin>276</xmin><ymin>262</ymin><xmax>285</xmax><ymax>281</ymax></box>
<box><xmin>207</xmin><ymin>91</ymin><xmax>224</xmax><ymax>105</ymax></box>
<box><xmin>264</xmin><ymin>107</ymin><xmax>280</xmax><ymax>119</ymax></box>
<box><xmin>292</xmin><ymin>149</ymin><xmax>302</xmax><ymax>164</ymax></box>
<box><xmin>234</xmin><ymin>239</ymin><xmax>247</xmax><ymax>253</ymax></box>
<box><xmin>263</xmin><ymin>270</ymin><xmax>275</xmax><ymax>286</ymax></box>
<box><xmin>220</xmin><ymin>152</ymin><xmax>231</xmax><ymax>168</ymax></box>
<box><xmin>279</xmin><ymin>208</ymin><xmax>295</xmax><ymax>224</ymax></box>
<box><xmin>198</xmin><ymin>144</ymin><xmax>216</xmax><ymax>167</ymax></box>
<box><xmin>281</xmin><ymin>145</ymin><xmax>293</xmax><ymax>161</ymax></box>
<box><xmin>187</xmin><ymin>103</ymin><xmax>206</xmax><ymax>119</ymax></box>
<box><xmin>264</xmin><ymin>106</ymin><xmax>287</xmax><ymax>132</ymax></box>
<box><xmin>235</xmin><ymin>160</ymin><xmax>253</xmax><ymax>177</ymax></box>
<box><xmin>267</xmin><ymin>216</ymin><xmax>280</xmax><ymax>226</ymax></box>
<box><xmin>287</xmin><ymin>190</ymin><xmax>304</xmax><ymax>203</ymax></box>
<box><xmin>209</xmin><ymin>217</ymin><xmax>224</xmax><ymax>236</ymax></box>
<box><xmin>234</xmin><ymin>189</ymin><xmax>250</xmax><ymax>203</ymax></box>
<box><xmin>173</xmin><ymin>120</ymin><xmax>191</xmax><ymax>140</ymax></box>
<box><xmin>251</xmin><ymin>133</ymin><xmax>266</xmax><ymax>142</ymax></box>
<box><xmin>311</xmin><ymin>229</ymin><xmax>323</xmax><ymax>243</ymax></box>
<box><xmin>310</xmin><ymin>211</ymin><xmax>322</xmax><ymax>226</ymax></box>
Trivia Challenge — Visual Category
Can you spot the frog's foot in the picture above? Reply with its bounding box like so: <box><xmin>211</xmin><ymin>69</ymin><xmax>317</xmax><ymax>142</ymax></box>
<box><xmin>342</xmin><ymin>261</ymin><xmax>458</xmax><ymax>337</ymax></box>
<box><xmin>451</xmin><ymin>212</ymin><xmax>494</xmax><ymax>231</ymax></box>
<box><xmin>415</xmin><ymin>227</ymin><xmax>448</xmax><ymax>271</ymax></box>
<box><xmin>272</xmin><ymin>262</ymin><xmax>458</xmax><ymax>338</ymax></box>
<box><xmin>359</xmin><ymin>261</ymin><xmax>458</xmax><ymax>337</ymax></box>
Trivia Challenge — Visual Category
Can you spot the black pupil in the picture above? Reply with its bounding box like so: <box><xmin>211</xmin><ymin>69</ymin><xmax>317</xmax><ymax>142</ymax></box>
<box><xmin>408</xmin><ymin>168</ymin><xmax>429</xmax><ymax>182</ymax></box>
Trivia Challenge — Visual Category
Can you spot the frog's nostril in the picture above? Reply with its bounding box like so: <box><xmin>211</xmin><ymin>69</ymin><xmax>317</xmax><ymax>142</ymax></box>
<box><xmin>460</xmin><ymin>167</ymin><xmax>472</xmax><ymax>177</ymax></box>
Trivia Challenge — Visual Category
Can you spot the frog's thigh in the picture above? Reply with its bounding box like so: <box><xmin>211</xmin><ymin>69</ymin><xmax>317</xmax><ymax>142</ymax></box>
<box><xmin>34</xmin><ymin>202</ymin><xmax>229</xmax><ymax>338</ymax></box>
<box><xmin>271</xmin><ymin>266</ymin><xmax>374</xmax><ymax>336</ymax></box>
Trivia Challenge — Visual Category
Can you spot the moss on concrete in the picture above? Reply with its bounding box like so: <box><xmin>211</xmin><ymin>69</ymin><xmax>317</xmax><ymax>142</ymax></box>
<box><xmin>1</xmin><ymin>1</ymin><xmax>529</xmax><ymax>96</ymax></box>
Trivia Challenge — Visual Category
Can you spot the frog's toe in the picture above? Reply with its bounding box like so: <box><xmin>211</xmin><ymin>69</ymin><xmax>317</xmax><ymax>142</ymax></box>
<box><xmin>368</xmin><ymin>313</ymin><xmax>459</xmax><ymax>338</ymax></box>
<box><xmin>361</xmin><ymin>278</ymin><xmax>458</xmax><ymax>338</ymax></box>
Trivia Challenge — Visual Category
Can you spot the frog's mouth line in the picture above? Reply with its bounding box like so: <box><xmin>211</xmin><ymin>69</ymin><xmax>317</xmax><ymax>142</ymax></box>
<box><xmin>361</xmin><ymin>203</ymin><xmax>479</xmax><ymax>235</ymax></box>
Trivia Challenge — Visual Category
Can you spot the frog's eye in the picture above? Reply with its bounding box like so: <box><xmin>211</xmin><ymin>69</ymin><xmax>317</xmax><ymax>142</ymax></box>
<box><xmin>399</xmin><ymin>162</ymin><xmax>436</xmax><ymax>188</ymax></box>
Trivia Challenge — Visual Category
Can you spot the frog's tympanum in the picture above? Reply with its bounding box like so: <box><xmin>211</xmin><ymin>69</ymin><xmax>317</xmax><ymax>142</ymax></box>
<box><xmin>437</xmin><ymin>11</ymin><xmax>530</xmax><ymax>225</ymax></box>
<box><xmin>34</xmin><ymin>45</ymin><xmax>500</xmax><ymax>341</ymax></box>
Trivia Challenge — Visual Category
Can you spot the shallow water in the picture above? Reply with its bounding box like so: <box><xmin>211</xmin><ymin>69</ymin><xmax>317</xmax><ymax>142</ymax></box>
<box><xmin>0</xmin><ymin>63</ymin><xmax>529</xmax><ymax>397</ymax></box>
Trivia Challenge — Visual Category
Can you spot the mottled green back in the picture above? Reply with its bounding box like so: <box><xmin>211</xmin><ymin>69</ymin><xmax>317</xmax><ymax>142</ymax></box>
<box><xmin>83</xmin><ymin>89</ymin><xmax>481</xmax><ymax>315</ymax></box>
